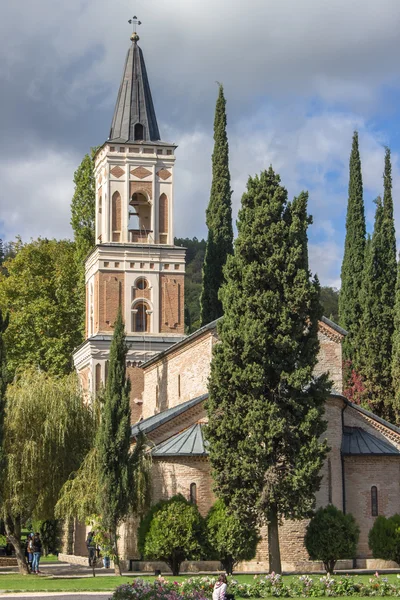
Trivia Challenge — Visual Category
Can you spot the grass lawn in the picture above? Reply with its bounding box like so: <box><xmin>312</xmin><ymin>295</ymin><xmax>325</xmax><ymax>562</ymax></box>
<box><xmin>0</xmin><ymin>573</ymin><xmax>399</xmax><ymax>594</ymax></box>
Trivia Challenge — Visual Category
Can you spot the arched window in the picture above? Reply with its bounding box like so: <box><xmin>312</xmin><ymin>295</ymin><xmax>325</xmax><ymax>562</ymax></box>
<box><xmin>371</xmin><ymin>486</ymin><xmax>378</xmax><ymax>517</ymax></box>
<box><xmin>134</xmin><ymin>123</ymin><xmax>144</xmax><ymax>141</ymax></box>
<box><xmin>112</xmin><ymin>192</ymin><xmax>121</xmax><ymax>241</ymax></box>
<box><xmin>136</xmin><ymin>278</ymin><xmax>148</xmax><ymax>290</ymax></box>
<box><xmin>190</xmin><ymin>483</ymin><xmax>197</xmax><ymax>505</ymax></box>
<box><xmin>132</xmin><ymin>302</ymin><xmax>150</xmax><ymax>333</ymax></box>
<box><xmin>159</xmin><ymin>194</ymin><xmax>168</xmax><ymax>243</ymax></box>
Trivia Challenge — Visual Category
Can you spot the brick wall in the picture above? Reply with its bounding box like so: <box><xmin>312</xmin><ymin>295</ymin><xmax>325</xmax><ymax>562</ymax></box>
<box><xmin>127</xmin><ymin>365</ymin><xmax>144</xmax><ymax>424</ymax></box>
<box><xmin>315</xmin><ymin>331</ymin><xmax>343</xmax><ymax>393</ymax></box>
<box><xmin>345</xmin><ymin>455</ymin><xmax>400</xmax><ymax>556</ymax></box>
<box><xmin>142</xmin><ymin>332</ymin><xmax>213</xmax><ymax>419</ymax></box>
<box><xmin>97</xmin><ymin>271</ymin><xmax>125</xmax><ymax>333</ymax></box>
<box><xmin>160</xmin><ymin>274</ymin><xmax>185</xmax><ymax>334</ymax></box>
<box><xmin>159</xmin><ymin>194</ymin><xmax>168</xmax><ymax>234</ymax></box>
<box><xmin>152</xmin><ymin>457</ymin><xmax>215</xmax><ymax>518</ymax></box>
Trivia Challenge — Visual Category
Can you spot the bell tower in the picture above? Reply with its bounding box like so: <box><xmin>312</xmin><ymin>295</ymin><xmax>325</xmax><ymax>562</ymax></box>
<box><xmin>73</xmin><ymin>23</ymin><xmax>186</xmax><ymax>416</ymax></box>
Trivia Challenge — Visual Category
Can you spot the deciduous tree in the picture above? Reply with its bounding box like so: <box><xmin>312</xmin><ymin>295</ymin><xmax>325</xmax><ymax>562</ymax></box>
<box><xmin>205</xmin><ymin>167</ymin><xmax>330</xmax><ymax>574</ymax></box>
<box><xmin>200</xmin><ymin>85</ymin><xmax>233</xmax><ymax>326</ymax></box>
<box><xmin>1</xmin><ymin>370</ymin><xmax>94</xmax><ymax>573</ymax></box>
<box><xmin>206</xmin><ymin>499</ymin><xmax>260</xmax><ymax>574</ymax></box>
<box><xmin>0</xmin><ymin>238</ymin><xmax>82</xmax><ymax>376</ymax></box>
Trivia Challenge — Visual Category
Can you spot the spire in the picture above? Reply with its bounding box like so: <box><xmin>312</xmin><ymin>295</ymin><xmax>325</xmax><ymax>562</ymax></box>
<box><xmin>109</xmin><ymin>19</ymin><xmax>161</xmax><ymax>143</ymax></box>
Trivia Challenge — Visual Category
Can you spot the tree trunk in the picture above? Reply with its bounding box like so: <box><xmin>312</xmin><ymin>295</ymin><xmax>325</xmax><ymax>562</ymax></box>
<box><xmin>268</xmin><ymin>505</ymin><xmax>282</xmax><ymax>574</ymax></box>
<box><xmin>112</xmin><ymin>527</ymin><xmax>122</xmax><ymax>576</ymax></box>
<box><xmin>4</xmin><ymin>514</ymin><xmax>29</xmax><ymax>575</ymax></box>
<box><xmin>324</xmin><ymin>559</ymin><xmax>336</xmax><ymax>574</ymax></box>
<box><xmin>223</xmin><ymin>556</ymin><xmax>235</xmax><ymax>575</ymax></box>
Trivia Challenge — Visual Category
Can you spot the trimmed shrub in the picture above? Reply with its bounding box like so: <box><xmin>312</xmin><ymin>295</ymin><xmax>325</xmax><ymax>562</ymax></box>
<box><xmin>304</xmin><ymin>504</ymin><xmax>359</xmax><ymax>573</ymax></box>
<box><xmin>206</xmin><ymin>499</ymin><xmax>260</xmax><ymax>574</ymax></box>
<box><xmin>369</xmin><ymin>514</ymin><xmax>400</xmax><ymax>564</ymax></box>
<box><xmin>141</xmin><ymin>495</ymin><xmax>206</xmax><ymax>575</ymax></box>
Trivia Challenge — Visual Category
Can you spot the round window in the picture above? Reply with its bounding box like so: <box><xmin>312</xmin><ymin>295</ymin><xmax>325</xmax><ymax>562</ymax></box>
<box><xmin>136</xmin><ymin>278</ymin><xmax>148</xmax><ymax>290</ymax></box>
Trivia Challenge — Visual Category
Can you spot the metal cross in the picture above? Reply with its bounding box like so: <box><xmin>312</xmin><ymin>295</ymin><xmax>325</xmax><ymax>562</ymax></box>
<box><xmin>128</xmin><ymin>15</ymin><xmax>142</xmax><ymax>31</ymax></box>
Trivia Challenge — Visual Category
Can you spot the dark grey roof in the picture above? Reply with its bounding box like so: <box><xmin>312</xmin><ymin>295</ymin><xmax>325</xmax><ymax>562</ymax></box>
<box><xmin>131</xmin><ymin>393</ymin><xmax>207</xmax><ymax>437</ymax></box>
<box><xmin>152</xmin><ymin>423</ymin><xmax>208</xmax><ymax>457</ymax></box>
<box><xmin>321</xmin><ymin>316</ymin><xmax>348</xmax><ymax>337</ymax></box>
<box><xmin>342</xmin><ymin>426</ymin><xmax>400</xmax><ymax>456</ymax></box>
<box><xmin>109</xmin><ymin>40</ymin><xmax>161</xmax><ymax>143</ymax></box>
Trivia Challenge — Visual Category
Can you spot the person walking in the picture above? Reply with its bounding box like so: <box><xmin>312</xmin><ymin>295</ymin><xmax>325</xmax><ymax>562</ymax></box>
<box><xmin>31</xmin><ymin>532</ymin><xmax>42</xmax><ymax>574</ymax></box>
<box><xmin>26</xmin><ymin>533</ymin><xmax>33</xmax><ymax>572</ymax></box>
<box><xmin>86</xmin><ymin>531</ymin><xmax>96</xmax><ymax>568</ymax></box>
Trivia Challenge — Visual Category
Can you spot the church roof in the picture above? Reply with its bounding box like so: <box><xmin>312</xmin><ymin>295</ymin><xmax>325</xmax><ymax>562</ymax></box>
<box><xmin>109</xmin><ymin>36</ymin><xmax>161</xmax><ymax>143</ymax></box>
<box><xmin>342</xmin><ymin>426</ymin><xmax>400</xmax><ymax>456</ymax></box>
<box><xmin>131</xmin><ymin>393</ymin><xmax>207</xmax><ymax>438</ymax></box>
<box><xmin>152</xmin><ymin>423</ymin><xmax>208</xmax><ymax>457</ymax></box>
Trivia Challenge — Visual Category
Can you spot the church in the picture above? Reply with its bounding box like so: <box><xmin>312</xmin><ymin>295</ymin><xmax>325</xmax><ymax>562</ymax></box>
<box><xmin>63</xmin><ymin>25</ymin><xmax>400</xmax><ymax>572</ymax></box>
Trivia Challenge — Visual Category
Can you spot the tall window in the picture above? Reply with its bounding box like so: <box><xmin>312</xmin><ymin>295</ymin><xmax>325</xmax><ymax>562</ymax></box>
<box><xmin>371</xmin><ymin>486</ymin><xmax>378</xmax><ymax>517</ymax></box>
<box><xmin>190</xmin><ymin>483</ymin><xmax>197</xmax><ymax>505</ymax></box>
<box><xmin>133</xmin><ymin>302</ymin><xmax>150</xmax><ymax>333</ymax></box>
<box><xmin>134</xmin><ymin>123</ymin><xmax>144</xmax><ymax>141</ymax></box>
<box><xmin>112</xmin><ymin>191</ymin><xmax>121</xmax><ymax>241</ymax></box>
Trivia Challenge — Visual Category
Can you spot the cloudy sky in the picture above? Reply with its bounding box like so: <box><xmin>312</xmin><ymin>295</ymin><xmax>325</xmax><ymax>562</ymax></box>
<box><xmin>2</xmin><ymin>0</ymin><xmax>400</xmax><ymax>287</ymax></box>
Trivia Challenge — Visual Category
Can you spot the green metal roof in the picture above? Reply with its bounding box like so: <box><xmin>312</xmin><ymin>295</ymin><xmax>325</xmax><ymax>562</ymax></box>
<box><xmin>342</xmin><ymin>426</ymin><xmax>400</xmax><ymax>456</ymax></box>
<box><xmin>131</xmin><ymin>394</ymin><xmax>207</xmax><ymax>438</ymax></box>
<box><xmin>152</xmin><ymin>423</ymin><xmax>208</xmax><ymax>457</ymax></box>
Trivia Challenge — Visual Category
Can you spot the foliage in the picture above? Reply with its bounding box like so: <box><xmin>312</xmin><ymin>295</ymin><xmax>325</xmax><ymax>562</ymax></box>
<box><xmin>0</xmin><ymin>238</ymin><xmax>82</xmax><ymax>376</ymax></box>
<box><xmin>200</xmin><ymin>84</ymin><xmax>233</xmax><ymax>326</ymax></box>
<box><xmin>342</xmin><ymin>360</ymin><xmax>368</xmax><ymax>405</ymax></box>
<box><xmin>339</xmin><ymin>131</ymin><xmax>366</xmax><ymax>364</ymax></box>
<box><xmin>38</xmin><ymin>520</ymin><xmax>61</xmax><ymax>556</ymax></box>
<box><xmin>304</xmin><ymin>505</ymin><xmax>360</xmax><ymax>573</ymax></box>
<box><xmin>142</xmin><ymin>495</ymin><xmax>206</xmax><ymax>575</ymax></box>
<box><xmin>97</xmin><ymin>308</ymin><xmax>151</xmax><ymax>574</ymax></box>
<box><xmin>369</xmin><ymin>514</ymin><xmax>400</xmax><ymax>565</ymax></box>
<box><xmin>1</xmin><ymin>369</ymin><xmax>94</xmax><ymax>573</ymax></box>
<box><xmin>111</xmin><ymin>577</ymin><xmax>208</xmax><ymax>600</ymax></box>
<box><xmin>0</xmin><ymin>309</ymin><xmax>9</xmax><ymax>501</ymax></box>
<box><xmin>205</xmin><ymin>167</ymin><xmax>330</xmax><ymax>573</ymax></box>
<box><xmin>0</xmin><ymin>534</ymin><xmax>6</xmax><ymax>547</ymax></box>
<box><xmin>393</xmin><ymin>257</ymin><xmax>400</xmax><ymax>422</ymax></box>
<box><xmin>70</xmin><ymin>148</ymin><xmax>98</xmax><ymax>335</ymax></box>
<box><xmin>206</xmin><ymin>499</ymin><xmax>260</xmax><ymax>574</ymax></box>
<box><xmin>320</xmin><ymin>287</ymin><xmax>339</xmax><ymax>323</ymax></box>
<box><xmin>357</xmin><ymin>182</ymin><xmax>397</xmax><ymax>420</ymax></box>
<box><xmin>175</xmin><ymin>237</ymin><xmax>207</xmax><ymax>333</ymax></box>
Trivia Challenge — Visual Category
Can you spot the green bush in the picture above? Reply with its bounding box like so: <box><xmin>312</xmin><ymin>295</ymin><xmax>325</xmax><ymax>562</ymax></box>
<box><xmin>206</xmin><ymin>499</ymin><xmax>260</xmax><ymax>574</ymax></box>
<box><xmin>141</xmin><ymin>494</ymin><xmax>206</xmax><ymax>575</ymax></box>
<box><xmin>369</xmin><ymin>514</ymin><xmax>400</xmax><ymax>564</ymax></box>
<box><xmin>304</xmin><ymin>504</ymin><xmax>359</xmax><ymax>573</ymax></box>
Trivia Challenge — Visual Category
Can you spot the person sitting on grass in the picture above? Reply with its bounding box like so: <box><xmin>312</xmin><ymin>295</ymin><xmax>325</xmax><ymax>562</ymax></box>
<box><xmin>213</xmin><ymin>574</ymin><xmax>227</xmax><ymax>600</ymax></box>
<box><xmin>31</xmin><ymin>532</ymin><xmax>42</xmax><ymax>574</ymax></box>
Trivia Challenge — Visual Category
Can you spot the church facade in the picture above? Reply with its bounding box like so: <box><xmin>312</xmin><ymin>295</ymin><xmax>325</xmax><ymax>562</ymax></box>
<box><xmin>66</xmin><ymin>27</ymin><xmax>400</xmax><ymax>572</ymax></box>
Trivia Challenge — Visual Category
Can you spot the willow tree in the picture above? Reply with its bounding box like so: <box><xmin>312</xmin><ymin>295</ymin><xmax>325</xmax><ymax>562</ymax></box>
<box><xmin>1</xmin><ymin>370</ymin><xmax>94</xmax><ymax>574</ymax></box>
<box><xmin>205</xmin><ymin>167</ymin><xmax>330</xmax><ymax>574</ymax></box>
<box><xmin>0</xmin><ymin>310</ymin><xmax>9</xmax><ymax>494</ymax></box>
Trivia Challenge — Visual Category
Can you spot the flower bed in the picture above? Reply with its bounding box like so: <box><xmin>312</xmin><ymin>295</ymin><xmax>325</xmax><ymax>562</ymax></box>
<box><xmin>110</xmin><ymin>574</ymin><xmax>400</xmax><ymax>600</ymax></box>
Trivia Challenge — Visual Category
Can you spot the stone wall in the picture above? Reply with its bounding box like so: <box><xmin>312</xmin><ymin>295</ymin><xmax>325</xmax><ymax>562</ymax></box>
<box><xmin>315</xmin><ymin>329</ymin><xmax>343</xmax><ymax>393</ymax></box>
<box><xmin>127</xmin><ymin>365</ymin><xmax>144</xmax><ymax>424</ymax></box>
<box><xmin>344</xmin><ymin>455</ymin><xmax>400</xmax><ymax>557</ymax></box>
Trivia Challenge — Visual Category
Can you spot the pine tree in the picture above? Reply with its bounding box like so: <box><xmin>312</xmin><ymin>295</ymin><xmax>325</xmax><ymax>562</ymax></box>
<box><xmin>339</xmin><ymin>131</ymin><xmax>365</xmax><ymax>362</ymax></box>
<box><xmin>96</xmin><ymin>308</ymin><xmax>146</xmax><ymax>575</ymax></box>
<box><xmin>205</xmin><ymin>167</ymin><xmax>330</xmax><ymax>574</ymax></box>
<box><xmin>70</xmin><ymin>148</ymin><xmax>98</xmax><ymax>335</ymax></box>
<box><xmin>200</xmin><ymin>85</ymin><xmax>233</xmax><ymax>326</ymax></box>
<box><xmin>357</xmin><ymin>186</ymin><xmax>396</xmax><ymax>418</ymax></box>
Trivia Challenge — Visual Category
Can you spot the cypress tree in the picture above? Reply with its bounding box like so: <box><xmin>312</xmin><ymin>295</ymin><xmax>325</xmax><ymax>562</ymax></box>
<box><xmin>97</xmin><ymin>308</ymin><xmax>132</xmax><ymax>575</ymax></box>
<box><xmin>200</xmin><ymin>84</ymin><xmax>233</xmax><ymax>326</ymax></box>
<box><xmin>205</xmin><ymin>167</ymin><xmax>330</xmax><ymax>574</ymax></box>
<box><xmin>357</xmin><ymin>186</ymin><xmax>396</xmax><ymax>419</ymax></box>
<box><xmin>392</xmin><ymin>255</ymin><xmax>400</xmax><ymax>420</ymax></box>
<box><xmin>339</xmin><ymin>131</ymin><xmax>365</xmax><ymax>362</ymax></box>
